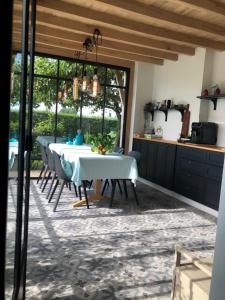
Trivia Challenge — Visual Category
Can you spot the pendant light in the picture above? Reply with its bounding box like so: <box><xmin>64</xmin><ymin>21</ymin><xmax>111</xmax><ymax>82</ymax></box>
<box><xmin>92</xmin><ymin>68</ymin><xmax>100</xmax><ymax>97</ymax></box>
<box><xmin>73</xmin><ymin>60</ymin><xmax>79</xmax><ymax>101</ymax></box>
<box><xmin>82</xmin><ymin>70</ymin><xmax>89</xmax><ymax>92</ymax></box>
<box><xmin>73</xmin><ymin>73</ymin><xmax>79</xmax><ymax>101</ymax></box>
<box><xmin>88</xmin><ymin>29</ymin><xmax>102</xmax><ymax>97</ymax></box>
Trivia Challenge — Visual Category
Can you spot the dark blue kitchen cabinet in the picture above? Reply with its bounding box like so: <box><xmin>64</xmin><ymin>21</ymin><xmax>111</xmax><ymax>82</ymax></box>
<box><xmin>174</xmin><ymin>146</ymin><xmax>224</xmax><ymax>210</ymax></box>
<box><xmin>133</xmin><ymin>139</ymin><xmax>176</xmax><ymax>189</ymax></box>
<box><xmin>133</xmin><ymin>139</ymin><xmax>224</xmax><ymax>211</ymax></box>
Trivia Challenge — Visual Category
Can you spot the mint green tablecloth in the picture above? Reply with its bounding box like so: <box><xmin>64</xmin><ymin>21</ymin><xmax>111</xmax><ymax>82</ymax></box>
<box><xmin>49</xmin><ymin>143</ymin><xmax>92</xmax><ymax>155</ymax></box>
<box><xmin>62</xmin><ymin>152</ymin><xmax>138</xmax><ymax>186</ymax></box>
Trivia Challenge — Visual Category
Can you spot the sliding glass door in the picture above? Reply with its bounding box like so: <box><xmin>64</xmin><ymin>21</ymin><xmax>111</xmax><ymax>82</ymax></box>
<box><xmin>4</xmin><ymin>0</ymin><xmax>36</xmax><ymax>299</ymax></box>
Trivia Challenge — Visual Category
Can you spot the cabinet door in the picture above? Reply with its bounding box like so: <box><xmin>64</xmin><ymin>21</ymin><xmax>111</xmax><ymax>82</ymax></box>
<box><xmin>146</xmin><ymin>141</ymin><xmax>158</xmax><ymax>182</ymax></box>
<box><xmin>139</xmin><ymin>140</ymin><xmax>149</xmax><ymax>179</ymax></box>
<box><xmin>154</xmin><ymin>143</ymin><xmax>176</xmax><ymax>189</ymax></box>
<box><xmin>132</xmin><ymin>139</ymin><xmax>149</xmax><ymax>179</ymax></box>
<box><xmin>164</xmin><ymin>144</ymin><xmax>176</xmax><ymax>189</ymax></box>
<box><xmin>203</xmin><ymin>178</ymin><xmax>221</xmax><ymax>210</ymax></box>
<box><xmin>174</xmin><ymin>172</ymin><xmax>205</xmax><ymax>203</ymax></box>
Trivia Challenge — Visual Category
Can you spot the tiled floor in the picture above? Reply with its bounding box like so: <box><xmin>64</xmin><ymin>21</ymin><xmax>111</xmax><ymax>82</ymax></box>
<box><xmin>6</xmin><ymin>179</ymin><xmax>217</xmax><ymax>299</ymax></box>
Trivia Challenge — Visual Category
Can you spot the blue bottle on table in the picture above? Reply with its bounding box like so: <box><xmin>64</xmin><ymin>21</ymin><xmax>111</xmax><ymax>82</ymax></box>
<box><xmin>73</xmin><ymin>129</ymin><xmax>84</xmax><ymax>145</ymax></box>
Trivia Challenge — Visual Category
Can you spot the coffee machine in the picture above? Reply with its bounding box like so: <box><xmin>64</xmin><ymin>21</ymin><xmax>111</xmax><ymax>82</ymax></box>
<box><xmin>191</xmin><ymin>122</ymin><xmax>218</xmax><ymax>145</ymax></box>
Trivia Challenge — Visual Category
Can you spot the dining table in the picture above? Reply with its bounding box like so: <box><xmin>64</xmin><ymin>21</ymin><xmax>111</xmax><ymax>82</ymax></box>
<box><xmin>48</xmin><ymin>143</ymin><xmax>92</xmax><ymax>155</ymax></box>
<box><xmin>61</xmin><ymin>150</ymin><xmax>138</xmax><ymax>207</ymax></box>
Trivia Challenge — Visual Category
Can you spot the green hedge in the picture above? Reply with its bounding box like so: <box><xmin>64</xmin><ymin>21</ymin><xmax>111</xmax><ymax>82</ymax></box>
<box><xmin>10</xmin><ymin>110</ymin><xmax>119</xmax><ymax>169</ymax></box>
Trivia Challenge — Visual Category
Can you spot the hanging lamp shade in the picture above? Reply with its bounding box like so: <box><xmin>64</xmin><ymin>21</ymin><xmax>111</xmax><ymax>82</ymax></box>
<box><xmin>92</xmin><ymin>68</ymin><xmax>100</xmax><ymax>97</ymax></box>
<box><xmin>64</xmin><ymin>83</ymin><xmax>68</xmax><ymax>99</ymax></box>
<box><xmin>82</xmin><ymin>70</ymin><xmax>89</xmax><ymax>92</ymax></box>
<box><xmin>73</xmin><ymin>72</ymin><xmax>79</xmax><ymax>101</ymax></box>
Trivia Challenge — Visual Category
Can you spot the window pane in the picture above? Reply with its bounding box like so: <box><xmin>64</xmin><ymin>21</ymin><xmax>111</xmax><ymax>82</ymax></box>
<box><xmin>34</xmin><ymin>56</ymin><xmax>57</xmax><ymax>76</ymax></box>
<box><xmin>58</xmin><ymin>80</ymin><xmax>80</xmax><ymax>139</ymax></box>
<box><xmin>31</xmin><ymin>77</ymin><xmax>57</xmax><ymax>173</ymax></box>
<box><xmin>104</xmin><ymin>86</ymin><xmax>125</xmax><ymax>146</ymax></box>
<box><xmin>107</xmin><ymin>69</ymin><xmax>126</xmax><ymax>87</ymax></box>
<box><xmin>81</xmin><ymin>93</ymin><xmax>104</xmax><ymax>143</ymax></box>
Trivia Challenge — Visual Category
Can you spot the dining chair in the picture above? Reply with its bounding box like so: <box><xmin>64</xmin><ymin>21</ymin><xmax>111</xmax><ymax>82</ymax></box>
<box><xmin>110</xmin><ymin>150</ymin><xmax>140</xmax><ymax>207</ymax></box>
<box><xmin>101</xmin><ymin>146</ymin><xmax>124</xmax><ymax>195</ymax></box>
<box><xmin>44</xmin><ymin>146</ymin><xmax>57</xmax><ymax>199</ymax></box>
<box><xmin>49</xmin><ymin>151</ymin><xmax>89</xmax><ymax>211</ymax></box>
<box><xmin>37</xmin><ymin>144</ymin><xmax>49</xmax><ymax>189</ymax></box>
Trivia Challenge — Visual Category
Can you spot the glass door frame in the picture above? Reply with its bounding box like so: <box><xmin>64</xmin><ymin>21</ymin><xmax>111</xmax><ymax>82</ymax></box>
<box><xmin>0</xmin><ymin>1</ymin><xmax>14</xmax><ymax>298</ymax></box>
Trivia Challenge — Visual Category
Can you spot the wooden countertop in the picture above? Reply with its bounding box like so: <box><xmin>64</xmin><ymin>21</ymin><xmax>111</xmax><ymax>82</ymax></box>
<box><xmin>133</xmin><ymin>137</ymin><xmax>225</xmax><ymax>154</ymax></box>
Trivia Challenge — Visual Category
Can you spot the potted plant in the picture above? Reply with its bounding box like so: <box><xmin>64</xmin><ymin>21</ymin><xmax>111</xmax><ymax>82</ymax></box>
<box><xmin>90</xmin><ymin>133</ymin><xmax>114</xmax><ymax>154</ymax></box>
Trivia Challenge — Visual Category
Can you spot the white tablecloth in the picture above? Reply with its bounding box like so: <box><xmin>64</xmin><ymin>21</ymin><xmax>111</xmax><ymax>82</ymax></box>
<box><xmin>49</xmin><ymin>143</ymin><xmax>92</xmax><ymax>155</ymax></box>
<box><xmin>63</xmin><ymin>152</ymin><xmax>138</xmax><ymax>186</ymax></box>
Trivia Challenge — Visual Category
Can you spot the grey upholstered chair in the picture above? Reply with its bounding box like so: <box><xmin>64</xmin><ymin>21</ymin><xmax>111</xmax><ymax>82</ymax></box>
<box><xmin>49</xmin><ymin>151</ymin><xmax>88</xmax><ymax>212</ymax></box>
<box><xmin>110</xmin><ymin>150</ymin><xmax>140</xmax><ymax>207</ymax></box>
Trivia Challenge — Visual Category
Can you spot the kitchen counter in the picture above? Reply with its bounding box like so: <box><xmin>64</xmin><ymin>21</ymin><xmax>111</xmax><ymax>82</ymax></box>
<box><xmin>133</xmin><ymin>137</ymin><xmax>225</xmax><ymax>154</ymax></box>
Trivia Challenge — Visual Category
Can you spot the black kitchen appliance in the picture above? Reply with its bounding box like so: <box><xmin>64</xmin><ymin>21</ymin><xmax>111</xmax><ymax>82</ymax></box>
<box><xmin>191</xmin><ymin>122</ymin><xmax>218</xmax><ymax>145</ymax></box>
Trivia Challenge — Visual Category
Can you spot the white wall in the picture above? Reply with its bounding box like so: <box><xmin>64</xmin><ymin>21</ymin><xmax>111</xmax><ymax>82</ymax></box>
<box><xmin>151</xmin><ymin>48</ymin><xmax>206</xmax><ymax>140</ymax></box>
<box><xmin>133</xmin><ymin>62</ymin><xmax>154</xmax><ymax>134</ymax></box>
<box><xmin>203</xmin><ymin>50</ymin><xmax>225</xmax><ymax>147</ymax></box>
<box><xmin>132</xmin><ymin>48</ymin><xmax>225</xmax><ymax>146</ymax></box>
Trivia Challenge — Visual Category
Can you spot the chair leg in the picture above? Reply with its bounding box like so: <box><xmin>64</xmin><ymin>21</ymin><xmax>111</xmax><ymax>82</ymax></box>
<box><xmin>82</xmin><ymin>180</ymin><xmax>89</xmax><ymax>209</ymax></box>
<box><xmin>78</xmin><ymin>186</ymin><xmax>82</xmax><ymax>200</ymax></box>
<box><xmin>46</xmin><ymin>172</ymin><xmax>56</xmax><ymax>199</ymax></box>
<box><xmin>72</xmin><ymin>182</ymin><xmax>78</xmax><ymax>197</ymax></box>
<box><xmin>53</xmin><ymin>180</ymin><xmax>65</xmax><ymax>212</ymax></box>
<box><xmin>116</xmin><ymin>179</ymin><xmax>123</xmax><ymax>195</ymax></box>
<box><xmin>101</xmin><ymin>179</ymin><xmax>109</xmax><ymax>195</ymax></box>
<box><xmin>122</xmin><ymin>180</ymin><xmax>128</xmax><ymax>198</ymax></box>
<box><xmin>42</xmin><ymin>170</ymin><xmax>51</xmax><ymax>192</ymax></box>
<box><xmin>48</xmin><ymin>179</ymin><xmax>59</xmax><ymax>203</ymax></box>
<box><xmin>40</xmin><ymin>165</ymin><xmax>48</xmax><ymax>188</ymax></box>
<box><xmin>131</xmin><ymin>182</ymin><xmax>139</xmax><ymax>206</ymax></box>
<box><xmin>110</xmin><ymin>179</ymin><xmax>116</xmax><ymax>208</ymax></box>
<box><xmin>37</xmin><ymin>164</ymin><xmax>45</xmax><ymax>184</ymax></box>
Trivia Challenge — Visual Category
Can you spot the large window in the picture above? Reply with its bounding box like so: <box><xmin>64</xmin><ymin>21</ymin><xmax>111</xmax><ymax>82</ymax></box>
<box><xmin>11</xmin><ymin>53</ymin><xmax>129</xmax><ymax>171</ymax></box>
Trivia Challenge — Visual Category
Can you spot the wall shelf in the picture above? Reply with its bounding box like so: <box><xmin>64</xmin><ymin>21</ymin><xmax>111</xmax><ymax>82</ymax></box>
<box><xmin>144</xmin><ymin>105</ymin><xmax>188</xmax><ymax>122</ymax></box>
<box><xmin>197</xmin><ymin>94</ymin><xmax>225</xmax><ymax>110</ymax></box>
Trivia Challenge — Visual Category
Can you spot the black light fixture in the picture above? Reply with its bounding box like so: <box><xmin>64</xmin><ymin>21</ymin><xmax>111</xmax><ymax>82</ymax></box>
<box><xmin>73</xmin><ymin>29</ymin><xmax>102</xmax><ymax>97</ymax></box>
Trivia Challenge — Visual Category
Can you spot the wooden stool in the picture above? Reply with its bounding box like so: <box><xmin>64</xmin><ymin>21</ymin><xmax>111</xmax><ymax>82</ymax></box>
<box><xmin>171</xmin><ymin>244</ymin><xmax>213</xmax><ymax>300</ymax></box>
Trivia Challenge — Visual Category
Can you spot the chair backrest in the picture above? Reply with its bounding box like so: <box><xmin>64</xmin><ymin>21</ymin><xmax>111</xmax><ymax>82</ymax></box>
<box><xmin>39</xmin><ymin>143</ymin><xmax>48</xmax><ymax>164</ymax></box>
<box><xmin>46</xmin><ymin>146</ymin><xmax>55</xmax><ymax>171</ymax></box>
<box><xmin>52</xmin><ymin>151</ymin><xmax>69</xmax><ymax>181</ymax></box>
<box><xmin>128</xmin><ymin>151</ymin><xmax>141</xmax><ymax>165</ymax></box>
<box><xmin>113</xmin><ymin>146</ymin><xmax>124</xmax><ymax>154</ymax></box>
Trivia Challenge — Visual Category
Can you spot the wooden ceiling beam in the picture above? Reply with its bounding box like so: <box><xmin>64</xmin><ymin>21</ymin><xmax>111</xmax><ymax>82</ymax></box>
<box><xmin>13</xmin><ymin>33</ymin><xmax>164</xmax><ymax>65</ymax></box>
<box><xmin>35</xmin><ymin>0</ymin><xmax>225</xmax><ymax>51</ymax></box>
<box><xmin>13</xmin><ymin>21</ymin><xmax>178</xmax><ymax>60</ymax></box>
<box><xmin>13</xmin><ymin>8</ymin><xmax>195</xmax><ymax>56</ymax></box>
<box><xmin>174</xmin><ymin>0</ymin><xmax>225</xmax><ymax>17</ymax></box>
<box><xmin>12</xmin><ymin>41</ymin><xmax>134</xmax><ymax>68</ymax></box>
<box><xmin>99</xmin><ymin>0</ymin><xmax>225</xmax><ymax>38</ymax></box>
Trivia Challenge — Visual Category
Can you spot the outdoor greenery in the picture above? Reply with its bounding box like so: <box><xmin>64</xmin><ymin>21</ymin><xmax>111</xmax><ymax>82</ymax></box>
<box><xmin>10</xmin><ymin>54</ymin><xmax>128</xmax><ymax>169</ymax></box>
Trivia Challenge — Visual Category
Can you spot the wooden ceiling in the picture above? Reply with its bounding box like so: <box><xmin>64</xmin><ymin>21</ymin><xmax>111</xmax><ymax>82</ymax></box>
<box><xmin>12</xmin><ymin>0</ymin><xmax>225</xmax><ymax>66</ymax></box>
